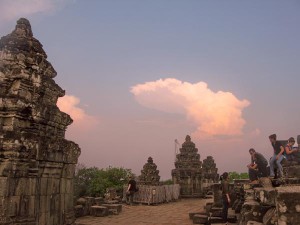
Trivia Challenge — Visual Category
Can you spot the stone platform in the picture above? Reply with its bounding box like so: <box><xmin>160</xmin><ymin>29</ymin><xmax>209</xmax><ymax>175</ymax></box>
<box><xmin>75</xmin><ymin>198</ymin><xmax>232</xmax><ymax>225</ymax></box>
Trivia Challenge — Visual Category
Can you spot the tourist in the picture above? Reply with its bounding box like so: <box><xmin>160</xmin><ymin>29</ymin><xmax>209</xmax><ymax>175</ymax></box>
<box><xmin>220</xmin><ymin>172</ymin><xmax>230</xmax><ymax>225</ymax></box>
<box><xmin>269</xmin><ymin>134</ymin><xmax>285</xmax><ymax>178</ymax></box>
<box><xmin>247</xmin><ymin>148</ymin><xmax>268</xmax><ymax>183</ymax></box>
<box><xmin>285</xmin><ymin>137</ymin><xmax>300</xmax><ymax>163</ymax></box>
<box><xmin>126</xmin><ymin>175</ymin><xmax>138</xmax><ymax>205</ymax></box>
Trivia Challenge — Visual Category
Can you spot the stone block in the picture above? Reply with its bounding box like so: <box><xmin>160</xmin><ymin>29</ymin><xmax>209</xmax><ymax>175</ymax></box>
<box><xmin>62</xmin><ymin>164</ymin><xmax>76</xmax><ymax>179</ymax></box>
<box><xmin>209</xmin><ymin>216</ymin><xmax>223</xmax><ymax>224</ymax></box>
<box><xmin>39</xmin><ymin>195</ymin><xmax>50</xmax><ymax>214</ymax></box>
<box><xmin>90</xmin><ymin>205</ymin><xmax>109</xmax><ymax>217</ymax></box>
<box><xmin>246</xmin><ymin>221</ymin><xmax>263</xmax><ymax>225</ymax></box>
<box><xmin>276</xmin><ymin>186</ymin><xmax>300</xmax><ymax>225</ymax></box>
<box><xmin>192</xmin><ymin>214</ymin><xmax>208</xmax><ymax>224</ymax></box>
<box><xmin>259</xmin><ymin>177</ymin><xmax>273</xmax><ymax>188</ymax></box>
<box><xmin>94</xmin><ymin>197</ymin><xmax>104</xmax><ymax>205</ymax></box>
<box><xmin>244</xmin><ymin>189</ymin><xmax>255</xmax><ymax>201</ymax></box>
<box><xmin>210</xmin><ymin>206</ymin><xmax>222</xmax><ymax>215</ymax></box>
<box><xmin>204</xmin><ymin>202</ymin><xmax>213</xmax><ymax>214</ymax></box>
<box><xmin>285</xmin><ymin>165</ymin><xmax>300</xmax><ymax>178</ymax></box>
<box><xmin>189</xmin><ymin>211</ymin><xmax>206</xmax><ymax>220</ymax></box>
<box><xmin>262</xmin><ymin>207</ymin><xmax>277</xmax><ymax>225</ymax></box>
<box><xmin>101</xmin><ymin>203</ymin><xmax>122</xmax><ymax>214</ymax></box>
<box><xmin>74</xmin><ymin>205</ymin><xmax>84</xmax><ymax>218</ymax></box>
<box><xmin>255</xmin><ymin>187</ymin><xmax>277</xmax><ymax>206</ymax></box>
<box><xmin>227</xmin><ymin>213</ymin><xmax>237</xmax><ymax>223</ymax></box>
<box><xmin>234</xmin><ymin>199</ymin><xmax>244</xmax><ymax>213</ymax></box>
<box><xmin>0</xmin><ymin>177</ymin><xmax>8</xmax><ymax>196</ymax></box>
<box><xmin>239</xmin><ymin>200</ymin><xmax>270</xmax><ymax>224</ymax></box>
<box><xmin>40</xmin><ymin>178</ymin><xmax>49</xmax><ymax>196</ymax></box>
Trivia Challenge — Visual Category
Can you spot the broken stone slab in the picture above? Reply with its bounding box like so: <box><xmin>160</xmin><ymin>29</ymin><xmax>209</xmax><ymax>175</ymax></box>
<box><xmin>189</xmin><ymin>211</ymin><xmax>206</xmax><ymax>220</ymax></box>
<box><xmin>193</xmin><ymin>214</ymin><xmax>208</xmax><ymax>224</ymax></box>
<box><xmin>262</xmin><ymin>207</ymin><xmax>277</xmax><ymax>225</ymax></box>
<box><xmin>90</xmin><ymin>206</ymin><xmax>109</xmax><ymax>217</ymax></box>
<box><xmin>101</xmin><ymin>203</ymin><xmax>122</xmax><ymax>214</ymax></box>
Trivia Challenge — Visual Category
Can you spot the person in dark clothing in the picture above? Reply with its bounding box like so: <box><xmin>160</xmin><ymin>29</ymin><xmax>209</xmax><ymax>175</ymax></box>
<box><xmin>285</xmin><ymin>137</ymin><xmax>300</xmax><ymax>163</ymax></box>
<box><xmin>126</xmin><ymin>175</ymin><xmax>137</xmax><ymax>205</ymax></box>
<box><xmin>247</xmin><ymin>148</ymin><xmax>268</xmax><ymax>183</ymax></box>
<box><xmin>269</xmin><ymin>134</ymin><xmax>285</xmax><ymax>178</ymax></box>
<box><xmin>221</xmin><ymin>172</ymin><xmax>230</xmax><ymax>225</ymax></box>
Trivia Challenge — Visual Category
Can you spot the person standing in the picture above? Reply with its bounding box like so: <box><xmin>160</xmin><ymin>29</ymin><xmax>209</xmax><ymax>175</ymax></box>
<box><xmin>247</xmin><ymin>148</ymin><xmax>268</xmax><ymax>183</ymax></box>
<box><xmin>221</xmin><ymin>172</ymin><xmax>230</xmax><ymax>225</ymax></box>
<box><xmin>269</xmin><ymin>134</ymin><xmax>285</xmax><ymax>178</ymax></box>
<box><xmin>126</xmin><ymin>175</ymin><xmax>137</xmax><ymax>205</ymax></box>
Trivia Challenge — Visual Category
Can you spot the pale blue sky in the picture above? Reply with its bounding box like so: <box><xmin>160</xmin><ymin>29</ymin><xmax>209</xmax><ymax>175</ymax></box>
<box><xmin>1</xmin><ymin>0</ymin><xmax>299</xmax><ymax>179</ymax></box>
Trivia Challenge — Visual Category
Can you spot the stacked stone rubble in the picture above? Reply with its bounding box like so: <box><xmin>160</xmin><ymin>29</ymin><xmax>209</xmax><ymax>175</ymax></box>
<box><xmin>0</xmin><ymin>18</ymin><xmax>80</xmax><ymax>225</ymax></box>
<box><xmin>172</xmin><ymin>135</ymin><xmax>203</xmax><ymax>197</ymax></box>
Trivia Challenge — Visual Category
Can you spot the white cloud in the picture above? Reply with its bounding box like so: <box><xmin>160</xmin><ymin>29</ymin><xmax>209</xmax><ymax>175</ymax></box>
<box><xmin>0</xmin><ymin>0</ymin><xmax>73</xmax><ymax>23</ymax></box>
<box><xmin>131</xmin><ymin>78</ymin><xmax>250</xmax><ymax>139</ymax></box>
<box><xmin>57</xmin><ymin>95</ymin><xmax>99</xmax><ymax>130</ymax></box>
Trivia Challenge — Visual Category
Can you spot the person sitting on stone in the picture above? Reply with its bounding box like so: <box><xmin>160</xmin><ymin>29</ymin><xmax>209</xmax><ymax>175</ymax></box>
<box><xmin>269</xmin><ymin>134</ymin><xmax>285</xmax><ymax>178</ymax></box>
<box><xmin>284</xmin><ymin>137</ymin><xmax>300</xmax><ymax>163</ymax></box>
<box><xmin>247</xmin><ymin>148</ymin><xmax>268</xmax><ymax>183</ymax></box>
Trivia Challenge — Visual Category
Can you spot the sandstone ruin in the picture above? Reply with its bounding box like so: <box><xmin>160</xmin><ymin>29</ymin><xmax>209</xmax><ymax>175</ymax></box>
<box><xmin>172</xmin><ymin>135</ymin><xmax>219</xmax><ymax>197</ymax></box>
<box><xmin>0</xmin><ymin>18</ymin><xmax>80</xmax><ymax>225</ymax></box>
<box><xmin>139</xmin><ymin>156</ymin><xmax>160</xmax><ymax>186</ymax></box>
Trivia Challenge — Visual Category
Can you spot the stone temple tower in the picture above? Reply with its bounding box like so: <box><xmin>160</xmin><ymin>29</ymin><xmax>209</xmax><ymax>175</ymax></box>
<box><xmin>171</xmin><ymin>135</ymin><xmax>203</xmax><ymax>197</ymax></box>
<box><xmin>0</xmin><ymin>18</ymin><xmax>80</xmax><ymax>225</ymax></box>
<box><xmin>139</xmin><ymin>157</ymin><xmax>160</xmax><ymax>185</ymax></box>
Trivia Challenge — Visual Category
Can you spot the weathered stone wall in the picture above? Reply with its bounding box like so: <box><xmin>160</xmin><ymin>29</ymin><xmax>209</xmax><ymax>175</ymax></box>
<box><xmin>0</xmin><ymin>18</ymin><xmax>80</xmax><ymax>225</ymax></box>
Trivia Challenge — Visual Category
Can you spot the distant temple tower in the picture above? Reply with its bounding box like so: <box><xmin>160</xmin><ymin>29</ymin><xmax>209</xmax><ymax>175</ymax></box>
<box><xmin>202</xmin><ymin>156</ymin><xmax>219</xmax><ymax>192</ymax></box>
<box><xmin>139</xmin><ymin>157</ymin><xmax>160</xmax><ymax>185</ymax></box>
<box><xmin>172</xmin><ymin>135</ymin><xmax>203</xmax><ymax>197</ymax></box>
<box><xmin>0</xmin><ymin>18</ymin><xmax>80</xmax><ymax>224</ymax></box>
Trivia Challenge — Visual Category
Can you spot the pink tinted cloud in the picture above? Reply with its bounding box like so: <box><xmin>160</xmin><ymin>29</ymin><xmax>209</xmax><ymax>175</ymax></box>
<box><xmin>57</xmin><ymin>95</ymin><xmax>99</xmax><ymax>131</ymax></box>
<box><xmin>0</xmin><ymin>0</ymin><xmax>72</xmax><ymax>23</ymax></box>
<box><xmin>131</xmin><ymin>78</ymin><xmax>250</xmax><ymax>139</ymax></box>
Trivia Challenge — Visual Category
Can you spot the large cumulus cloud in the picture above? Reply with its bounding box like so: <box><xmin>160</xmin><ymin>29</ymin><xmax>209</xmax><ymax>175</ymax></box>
<box><xmin>131</xmin><ymin>78</ymin><xmax>250</xmax><ymax>138</ymax></box>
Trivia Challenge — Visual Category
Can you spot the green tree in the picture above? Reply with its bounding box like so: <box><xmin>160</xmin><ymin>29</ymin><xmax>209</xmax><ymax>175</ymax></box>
<box><xmin>160</xmin><ymin>179</ymin><xmax>173</xmax><ymax>185</ymax></box>
<box><xmin>74</xmin><ymin>164</ymin><xmax>134</xmax><ymax>198</ymax></box>
<box><xmin>228</xmin><ymin>171</ymin><xmax>249</xmax><ymax>182</ymax></box>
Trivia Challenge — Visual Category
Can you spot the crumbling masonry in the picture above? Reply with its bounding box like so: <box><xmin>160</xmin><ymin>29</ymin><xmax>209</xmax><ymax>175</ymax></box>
<box><xmin>0</xmin><ymin>18</ymin><xmax>80</xmax><ymax>225</ymax></box>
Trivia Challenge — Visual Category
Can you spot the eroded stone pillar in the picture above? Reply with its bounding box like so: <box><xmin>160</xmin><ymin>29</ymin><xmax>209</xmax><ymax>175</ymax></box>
<box><xmin>0</xmin><ymin>18</ymin><xmax>80</xmax><ymax>225</ymax></box>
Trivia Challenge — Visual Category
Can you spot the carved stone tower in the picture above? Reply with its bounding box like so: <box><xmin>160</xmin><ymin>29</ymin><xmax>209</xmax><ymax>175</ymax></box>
<box><xmin>202</xmin><ymin>156</ymin><xmax>219</xmax><ymax>193</ymax></box>
<box><xmin>171</xmin><ymin>135</ymin><xmax>203</xmax><ymax>197</ymax></box>
<box><xmin>202</xmin><ymin>156</ymin><xmax>219</xmax><ymax>182</ymax></box>
<box><xmin>139</xmin><ymin>157</ymin><xmax>160</xmax><ymax>185</ymax></box>
<box><xmin>0</xmin><ymin>18</ymin><xmax>80</xmax><ymax>225</ymax></box>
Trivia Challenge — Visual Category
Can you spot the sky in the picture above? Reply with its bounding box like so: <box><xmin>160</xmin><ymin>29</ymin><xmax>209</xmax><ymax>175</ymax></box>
<box><xmin>1</xmin><ymin>0</ymin><xmax>300</xmax><ymax>180</ymax></box>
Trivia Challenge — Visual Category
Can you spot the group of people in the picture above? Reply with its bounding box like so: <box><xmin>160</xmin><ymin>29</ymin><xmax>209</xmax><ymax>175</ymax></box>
<box><xmin>221</xmin><ymin>133</ymin><xmax>299</xmax><ymax>224</ymax></box>
<box><xmin>247</xmin><ymin>134</ymin><xmax>299</xmax><ymax>183</ymax></box>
